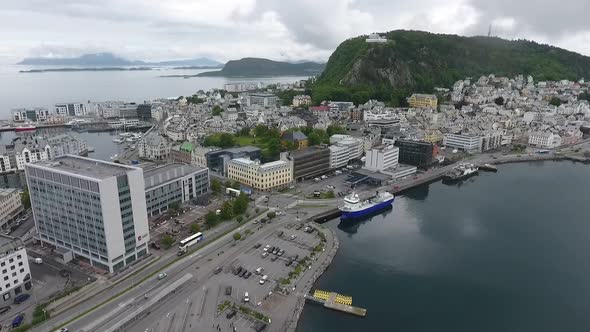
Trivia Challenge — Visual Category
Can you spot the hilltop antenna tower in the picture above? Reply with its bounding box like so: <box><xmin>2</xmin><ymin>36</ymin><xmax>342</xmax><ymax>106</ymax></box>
<box><xmin>488</xmin><ymin>24</ymin><xmax>492</xmax><ymax>37</ymax></box>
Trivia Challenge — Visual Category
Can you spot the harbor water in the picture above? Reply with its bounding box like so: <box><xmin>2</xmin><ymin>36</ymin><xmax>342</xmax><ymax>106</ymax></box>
<box><xmin>297</xmin><ymin>161</ymin><xmax>590</xmax><ymax>332</ymax></box>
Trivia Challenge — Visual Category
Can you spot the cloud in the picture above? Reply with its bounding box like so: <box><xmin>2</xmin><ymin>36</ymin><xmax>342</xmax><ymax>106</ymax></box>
<box><xmin>0</xmin><ymin>0</ymin><xmax>589</xmax><ymax>64</ymax></box>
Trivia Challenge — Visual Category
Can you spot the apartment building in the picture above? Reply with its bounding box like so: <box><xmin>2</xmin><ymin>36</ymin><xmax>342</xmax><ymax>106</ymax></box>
<box><xmin>364</xmin><ymin>145</ymin><xmax>399</xmax><ymax>172</ymax></box>
<box><xmin>0</xmin><ymin>189</ymin><xmax>23</xmax><ymax>231</ymax></box>
<box><xmin>25</xmin><ymin>156</ymin><xmax>150</xmax><ymax>273</ymax></box>
<box><xmin>11</xmin><ymin>108</ymin><xmax>50</xmax><ymax>122</ymax></box>
<box><xmin>227</xmin><ymin>158</ymin><xmax>292</xmax><ymax>191</ymax></box>
<box><xmin>0</xmin><ymin>237</ymin><xmax>31</xmax><ymax>303</ymax></box>
<box><xmin>55</xmin><ymin>103</ymin><xmax>88</xmax><ymax>117</ymax></box>
<box><xmin>408</xmin><ymin>94</ymin><xmax>438</xmax><ymax>109</ymax></box>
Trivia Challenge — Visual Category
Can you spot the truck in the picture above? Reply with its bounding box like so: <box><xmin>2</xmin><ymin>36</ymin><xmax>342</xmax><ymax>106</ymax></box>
<box><xmin>226</xmin><ymin>187</ymin><xmax>241</xmax><ymax>197</ymax></box>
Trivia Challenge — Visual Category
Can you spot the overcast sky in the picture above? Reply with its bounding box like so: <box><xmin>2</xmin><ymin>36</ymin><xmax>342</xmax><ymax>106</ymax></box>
<box><xmin>1</xmin><ymin>0</ymin><xmax>589</xmax><ymax>64</ymax></box>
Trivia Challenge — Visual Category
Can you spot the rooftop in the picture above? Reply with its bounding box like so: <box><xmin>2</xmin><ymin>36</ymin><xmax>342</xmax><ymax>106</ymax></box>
<box><xmin>290</xmin><ymin>146</ymin><xmax>329</xmax><ymax>158</ymax></box>
<box><xmin>0</xmin><ymin>236</ymin><xmax>24</xmax><ymax>256</ymax></box>
<box><xmin>30</xmin><ymin>155</ymin><xmax>136</xmax><ymax>179</ymax></box>
<box><xmin>0</xmin><ymin>188</ymin><xmax>18</xmax><ymax>198</ymax></box>
<box><xmin>144</xmin><ymin>163</ymin><xmax>207</xmax><ymax>189</ymax></box>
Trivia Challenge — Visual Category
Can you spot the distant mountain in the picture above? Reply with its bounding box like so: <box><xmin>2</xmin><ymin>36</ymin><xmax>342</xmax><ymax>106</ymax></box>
<box><xmin>17</xmin><ymin>52</ymin><xmax>222</xmax><ymax>67</ymax></box>
<box><xmin>153</xmin><ymin>57</ymin><xmax>222</xmax><ymax>67</ymax></box>
<box><xmin>197</xmin><ymin>58</ymin><xmax>324</xmax><ymax>77</ymax></box>
<box><xmin>17</xmin><ymin>53</ymin><xmax>142</xmax><ymax>66</ymax></box>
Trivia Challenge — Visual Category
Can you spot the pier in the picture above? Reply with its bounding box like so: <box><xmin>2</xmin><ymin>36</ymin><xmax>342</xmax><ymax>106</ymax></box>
<box><xmin>304</xmin><ymin>290</ymin><xmax>367</xmax><ymax>317</ymax></box>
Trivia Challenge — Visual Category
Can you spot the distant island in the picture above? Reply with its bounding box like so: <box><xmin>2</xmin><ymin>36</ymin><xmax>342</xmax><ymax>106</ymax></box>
<box><xmin>17</xmin><ymin>52</ymin><xmax>223</xmax><ymax>67</ymax></box>
<box><xmin>20</xmin><ymin>67</ymin><xmax>153</xmax><ymax>73</ymax></box>
<box><xmin>195</xmin><ymin>58</ymin><xmax>325</xmax><ymax>77</ymax></box>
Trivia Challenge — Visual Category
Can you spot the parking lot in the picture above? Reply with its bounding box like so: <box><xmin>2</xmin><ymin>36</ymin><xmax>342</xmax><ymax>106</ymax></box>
<box><xmin>211</xmin><ymin>222</ymin><xmax>323</xmax><ymax>330</ymax></box>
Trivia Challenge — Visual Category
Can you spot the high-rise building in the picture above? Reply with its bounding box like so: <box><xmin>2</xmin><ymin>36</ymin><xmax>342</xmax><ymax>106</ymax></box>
<box><xmin>25</xmin><ymin>156</ymin><xmax>150</xmax><ymax>273</ymax></box>
<box><xmin>364</xmin><ymin>145</ymin><xmax>399</xmax><ymax>172</ymax></box>
<box><xmin>287</xmin><ymin>146</ymin><xmax>330</xmax><ymax>181</ymax></box>
<box><xmin>0</xmin><ymin>189</ymin><xmax>24</xmax><ymax>231</ymax></box>
<box><xmin>394</xmin><ymin>139</ymin><xmax>434</xmax><ymax>168</ymax></box>
<box><xmin>55</xmin><ymin>103</ymin><xmax>88</xmax><ymax>117</ymax></box>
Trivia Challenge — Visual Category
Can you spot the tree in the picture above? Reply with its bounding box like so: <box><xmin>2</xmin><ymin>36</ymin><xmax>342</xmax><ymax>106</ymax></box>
<box><xmin>211</xmin><ymin>179</ymin><xmax>222</xmax><ymax>194</ymax></box>
<box><xmin>494</xmin><ymin>96</ymin><xmax>505</xmax><ymax>106</ymax></box>
<box><xmin>190</xmin><ymin>223</ymin><xmax>201</xmax><ymax>233</ymax></box>
<box><xmin>254</xmin><ymin>125</ymin><xmax>270</xmax><ymax>138</ymax></box>
<box><xmin>264</xmin><ymin>139</ymin><xmax>281</xmax><ymax>161</ymax></box>
<box><xmin>236</xmin><ymin>216</ymin><xmax>244</xmax><ymax>223</ymax></box>
<box><xmin>206</xmin><ymin>211</ymin><xmax>219</xmax><ymax>227</ymax></box>
<box><xmin>233</xmin><ymin>193</ymin><xmax>249</xmax><ymax>215</ymax></box>
<box><xmin>161</xmin><ymin>235</ymin><xmax>175</xmax><ymax>249</ymax></box>
<box><xmin>218</xmin><ymin>133</ymin><xmax>236</xmax><ymax>148</ymax></box>
<box><xmin>267</xmin><ymin>211</ymin><xmax>276</xmax><ymax>219</ymax></box>
<box><xmin>186</xmin><ymin>94</ymin><xmax>204</xmax><ymax>104</ymax></box>
<box><xmin>238</xmin><ymin>126</ymin><xmax>251</xmax><ymax>136</ymax></box>
<box><xmin>219</xmin><ymin>201</ymin><xmax>233</xmax><ymax>220</ymax></box>
<box><xmin>584</xmin><ymin>151</ymin><xmax>590</xmax><ymax>158</ymax></box>
<box><xmin>578</xmin><ymin>92</ymin><xmax>590</xmax><ymax>101</ymax></box>
<box><xmin>21</xmin><ymin>189</ymin><xmax>31</xmax><ymax>210</ymax></box>
<box><xmin>169</xmin><ymin>201</ymin><xmax>181</xmax><ymax>214</ymax></box>
<box><xmin>212</xmin><ymin>105</ymin><xmax>223</xmax><ymax>116</ymax></box>
<box><xmin>233</xmin><ymin>232</ymin><xmax>242</xmax><ymax>241</ymax></box>
<box><xmin>326</xmin><ymin>125</ymin><xmax>346</xmax><ymax>136</ymax></box>
<box><xmin>549</xmin><ymin>97</ymin><xmax>562</xmax><ymax>107</ymax></box>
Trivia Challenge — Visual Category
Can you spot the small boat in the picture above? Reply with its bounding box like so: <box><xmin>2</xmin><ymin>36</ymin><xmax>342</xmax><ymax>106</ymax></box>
<box><xmin>478</xmin><ymin>164</ymin><xmax>498</xmax><ymax>172</ymax></box>
<box><xmin>443</xmin><ymin>164</ymin><xmax>479</xmax><ymax>183</ymax></box>
<box><xmin>87</xmin><ymin>146</ymin><xmax>95</xmax><ymax>152</ymax></box>
<box><xmin>113</xmin><ymin>138</ymin><xmax>124</xmax><ymax>144</ymax></box>
<box><xmin>15</xmin><ymin>125</ymin><xmax>36</xmax><ymax>132</ymax></box>
<box><xmin>110</xmin><ymin>154</ymin><xmax>119</xmax><ymax>160</ymax></box>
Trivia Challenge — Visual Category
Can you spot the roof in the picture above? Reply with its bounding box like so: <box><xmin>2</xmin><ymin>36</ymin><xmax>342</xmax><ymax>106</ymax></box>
<box><xmin>411</xmin><ymin>93</ymin><xmax>437</xmax><ymax>99</ymax></box>
<box><xmin>179</xmin><ymin>142</ymin><xmax>195</xmax><ymax>152</ymax></box>
<box><xmin>30</xmin><ymin>155</ymin><xmax>136</xmax><ymax>180</ymax></box>
<box><xmin>0</xmin><ymin>188</ymin><xmax>18</xmax><ymax>198</ymax></box>
<box><xmin>290</xmin><ymin>146</ymin><xmax>329</xmax><ymax>158</ymax></box>
<box><xmin>144</xmin><ymin>163</ymin><xmax>207</xmax><ymax>189</ymax></box>
<box><xmin>0</xmin><ymin>236</ymin><xmax>24</xmax><ymax>255</ymax></box>
<box><xmin>282</xmin><ymin>131</ymin><xmax>307</xmax><ymax>142</ymax></box>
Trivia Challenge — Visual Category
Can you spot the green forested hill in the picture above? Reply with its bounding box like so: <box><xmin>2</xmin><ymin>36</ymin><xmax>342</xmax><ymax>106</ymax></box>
<box><xmin>313</xmin><ymin>30</ymin><xmax>590</xmax><ymax>105</ymax></box>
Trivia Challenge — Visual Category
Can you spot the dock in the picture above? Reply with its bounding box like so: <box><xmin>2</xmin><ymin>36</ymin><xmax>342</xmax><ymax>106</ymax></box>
<box><xmin>304</xmin><ymin>290</ymin><xmax>367</xmax><ymax>317</ymax></box>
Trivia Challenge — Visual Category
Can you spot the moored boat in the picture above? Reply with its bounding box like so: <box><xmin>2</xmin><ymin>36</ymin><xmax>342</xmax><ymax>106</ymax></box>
<box><xmin>338</xmin><ymin>191</ymin><xmax>395</xmax><ymax>220</ymax></box>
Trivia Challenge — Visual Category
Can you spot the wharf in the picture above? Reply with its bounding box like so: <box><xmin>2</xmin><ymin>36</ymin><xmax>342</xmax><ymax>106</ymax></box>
<box><xmin>304</xmin><ymin>290</ymin><xmax>367</xmax><ymax>317</ymax></box>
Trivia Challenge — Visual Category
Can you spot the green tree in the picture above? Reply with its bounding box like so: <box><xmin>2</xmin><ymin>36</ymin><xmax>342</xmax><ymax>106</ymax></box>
<box><xmin>211</xmin><ymin>179</ymin><xmax>222</xmax><ymax>194</ymax></box>
<box><xmin>161</xmin><ymin>235</ymin><xmax>175</xmax><ymax>249</ymax></box>
<box><xmin>169</xmin><ymin>201</ymin><xmax>181</xmax><ymax>214</ymax></box>
<box><xmin>186</xmin><ymin>94</ymin><xmax>204</xmax><ymax>104</ymax></box>
<box><xmin>233</xmin><ymin>232</ymin><xmax>242</xmax><ymax>241</ymax></box>
<box><xmin>21</xmin><ymin>189</ymin><xmax>31</xmax><ymax>209</ymax></box>
<box><xmin>190</xmin><ymin>223</ymin><xmax>201</xmax><ymax>233</ymax></box>
<box><xmin>267</xmin><ymin>211</ymin><xmax>276</xmax><ymax>219</ymax></box>
<box><xmin>238</xmin><ymin>126</ymin><xmax>251</xmax><ymax>136</ymax></box>
<box><xmin>264</xmin><ymin>139</ymin><xmax>281</xmax><ymax>161</ymax></box>
<box><xmin>218</xmin><ymin>133</ymin><xmax>236</xmax><ymax>148</ymax></box>
<box><xmin>233</xmin><ymin>193</ymin><xmax>249</xmax><ymax>215</ymax></box>
<box><xmin>219</xmin><ymin>201</ymin><xmax>233</xmax><ymax>220</ymax></box>
<box><xmin>206</xmin><ymin>211</ymin><xmax>220</xmax><ymax>227</ymax></box>
<box><xmin>494</xmin><ymin>96</ymin><xmax>505</xmax><ymax>106</ymax></box>
<box><xmin>549</xmin><ymin>97</ymin><xmax>562</xmax><ymax>107</ymax></box>
<box><xmin>578</xmin><ymin>92</ymin><xmax>590</xmax><ymax>101</ymax></box>
<box><xmin>254</xmin><ymin>125</ymin><xmax>270</xmax><ymax>138</ymax></box>
<box><xmin>326</xmin><ymin>125</ymin><xmax>346</xmax><ymax>137</ymax></box>
<box><xmin>236</xmin><ymin>216</ymin><xmax>244</xmax><ymax>223</ymax></box>
<box><xmin>212</xmin><ymin>105</ymin><xmax>224</xmax><ymax>116</ymax></box>
<box><xmin>307</xmin><ymin>132</ymin><xmax>322</xmax><ymax>146</ymax></box>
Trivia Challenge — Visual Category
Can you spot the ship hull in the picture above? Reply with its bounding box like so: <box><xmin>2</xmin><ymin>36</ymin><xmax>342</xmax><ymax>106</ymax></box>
<box><xmin>15</xmin><ymin>127</ymin><xmax>36</xmax><ymax>132</ymax></box>
<box><xmin>340</xmin><ymin>197</ymin><xmax>395</xmax><ymax>220</ymax></box>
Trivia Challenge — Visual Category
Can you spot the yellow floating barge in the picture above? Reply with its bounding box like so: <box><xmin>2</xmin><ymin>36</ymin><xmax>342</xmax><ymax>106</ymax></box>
<box><xmin>305</xmin><ymin>290</ymin><xmax>367</xmax><ymax>317</ymax></box>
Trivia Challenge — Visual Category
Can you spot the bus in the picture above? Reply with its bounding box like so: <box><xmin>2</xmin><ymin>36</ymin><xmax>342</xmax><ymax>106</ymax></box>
<box><xmin>178</xmin><ymin>232</ymin><xmax>203</xmax><ymax>255</ymax></box>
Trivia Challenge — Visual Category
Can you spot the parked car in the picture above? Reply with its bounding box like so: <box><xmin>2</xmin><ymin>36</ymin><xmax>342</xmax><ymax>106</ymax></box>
<box><xmin>235</xmin><ymin>267</ymin><xmax>243</xmax><ymax>275</ymax></box>
<box><xmin>12</xmin><ymin>314</ymin><xmax>24</xmax><ymax>328</ymax></box>
<box><xmin>261</xmin><ymin>252</ymin><xmax>269</xmax><ymax>258</ymax></box>
<box><xmin>253</xmin><ymin>243</ymin><xmax>261</xmax><ymax>249</ymax></box>
<box><xmin>0</xmin><ymin>306</ymin><xmax>10</xmax><ymax>315</ymax></box>
<box><xmin>157</xmin><ymin>273</ymin><xmax>167</xmax><ymax>280</ymax></box>
<box><xmin>291</xmin><ymin>254</ymin><xmax>299</xmax><ymax>262</ymax></box>
<box><xmin>33</xmin><ymin>258</ymin><xmax>43</xmax><ymax>264</ymax></box>
<box><xmin>150</xmin><ymin>242</ymin><xmax>161</xmax><ymax>249</ymax></box>
<box><xmin>277</xmin><ymin>249</ymin><xmax>285</xmax><ymax>256</ymax></box>
<box><xmin>270</xmin><ymin>255</ymin><xmax>278</xmax><ymax>262</ymax></box>
<box><xmin>255</xmin><ymin>267</ymin><xmax>264</xmax><ymax>275</ymax></box>
<box><xmin>272</xmin><ymin>248</ymin><xmax>279</xmax><ymax>255</ymax></box>
<box><xmin>244</xmin><ymin>292</ymin><xmax>250</xmax><ymax>302</ymax></box>
<box><xmin>259</xmin><ymin>275</ymin><xmax>268</xmax><ymax>285</ymax></box>
<box><xmin>263</xmin><ymin>245</ymin><xmax>270</xmax><ymax>251</ymax></box>
<box><xmin>13</xmin><ymin>294</ymin><xmax>30</xmax><ymax>304</ymax></box>
<box><xmin>285</xmin><ymin>260</ymin><xmax>293</xmax><ymax>267</ymax></box>
<box><xmin>226</xmin><ymin>310</ymin><xmax>237</xmax><ymax>319</ymax></box>
<box><xmin>277</xmin><ymin>231</ymin><xmax>284</xmax><ymax>237</ymax></box>
<box><xmin>225</xmin><ymin>286</ymin><xmax>232</xmax><ymax>296</ymax></box>
<box><xmin>290</xmin><ymin>235</ymin><xmax>297</xmax><ymax>240</ymax></box>
<box><xmin>295</xmin><ymin>224</ymin><xmax>303</xmax><ymax>230</ymax></box>
<box><xmin>213</xmin><ymin>267</ymin><xmax>223</xmax><ymax>275</ymax></box>
<box><xmin>239</xmin><ymin>269</ymin><xmax>248</xmax><ymax>277</ymax></box>
<box><xmin>58</xmin><ymin>328</ymin><xmax>70</xmax><ymax>332</ymax></box>
<box><xmin>244</xmin><ymin>272</ymin><xmax>252</xmax><ymax>279</ymax></box>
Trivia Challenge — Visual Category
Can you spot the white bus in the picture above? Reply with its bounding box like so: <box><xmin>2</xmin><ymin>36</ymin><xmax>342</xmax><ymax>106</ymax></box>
<box><xmin>178</xmin><ymin>232</ymin><xmax>203</xmax><ymax>255</ymax></box>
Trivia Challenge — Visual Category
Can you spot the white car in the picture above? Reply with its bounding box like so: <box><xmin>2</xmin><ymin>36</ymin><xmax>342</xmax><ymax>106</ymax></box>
<box><xmin>244</xmin><ymin>292</ymin><xmax>250</xmax><ymax>302</ymax></box>
<box><xmin>263</xmin><ymin>245</ymin><xmax>271</xmax><ymax>252</ymax></box>
<box><xmin>157</xmin><ymin>273</ymin><xmax>167</xmax><ymax>280</ymax></box>
<box><xmin>290</xmin><ymin>235</ymin><xmax>297</xmax><ymax>240</ymax></box>
<box><xmin>58</xmin><ymin>328</ymin><xmax>69</xmax><ymax>332</ymax></box>
<box><xmin>259</xmin><ymin>275</ymin><xmax>268</xmax><ymax>285</ymax></box>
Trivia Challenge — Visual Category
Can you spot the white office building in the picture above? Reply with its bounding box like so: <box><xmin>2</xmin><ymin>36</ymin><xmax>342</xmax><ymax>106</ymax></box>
<box><xmin>443</xmin><ymin>133</ymin><xmax>482</xmax><ymax>153</ymax></box>
<box><xmin>25</xmin><ymin>155</ymin><xmax>150</xmax><ymax>273</ymax></box>
<box><xmin>11</xmin><ymin>108</ymin><xmax>50</xmax><ymax>122</ymax></box>
<box><xmin>329</xmin><ymin>145</ymin><xmax>350</xmax><ymax>169</ymax></box>
<box><xmin>364</xmin><ymin>145</ymin><xmax>399</xmax><ymax>172</ymax></box>
<box><xmin>55</xmin><ymin>103</ymin><xmax>88</xmax><ymax>117</ymax></box>
<box><xmin>0</xmin><ymin>237</ymin><xmax>31</xmax><ymax>303</ymax></box>
<box><xmin>528</xmin><ymin>132</ymin><xmax>562</xmax><ymax>149</ymax></box>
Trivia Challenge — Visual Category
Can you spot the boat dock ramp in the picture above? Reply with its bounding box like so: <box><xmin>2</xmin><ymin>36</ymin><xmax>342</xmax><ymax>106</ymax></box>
<box><xmin>304</xmin><ymin>289</ymin><xmax>367</xmax><ymax>317</ymax></box>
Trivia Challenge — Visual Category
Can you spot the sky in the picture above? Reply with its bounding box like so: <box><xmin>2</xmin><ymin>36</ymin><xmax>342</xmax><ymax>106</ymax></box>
<box><xmin>1</xmin><ymin>0</ymin><xmax>589</xmax><ymax>64</ymax></box>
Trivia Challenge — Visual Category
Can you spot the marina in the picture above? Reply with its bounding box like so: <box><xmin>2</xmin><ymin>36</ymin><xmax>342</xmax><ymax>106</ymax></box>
<box><xmin>304</xmin><ymin>290</ymin><xmax>367</xmax><ymax>317</ymax></box>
